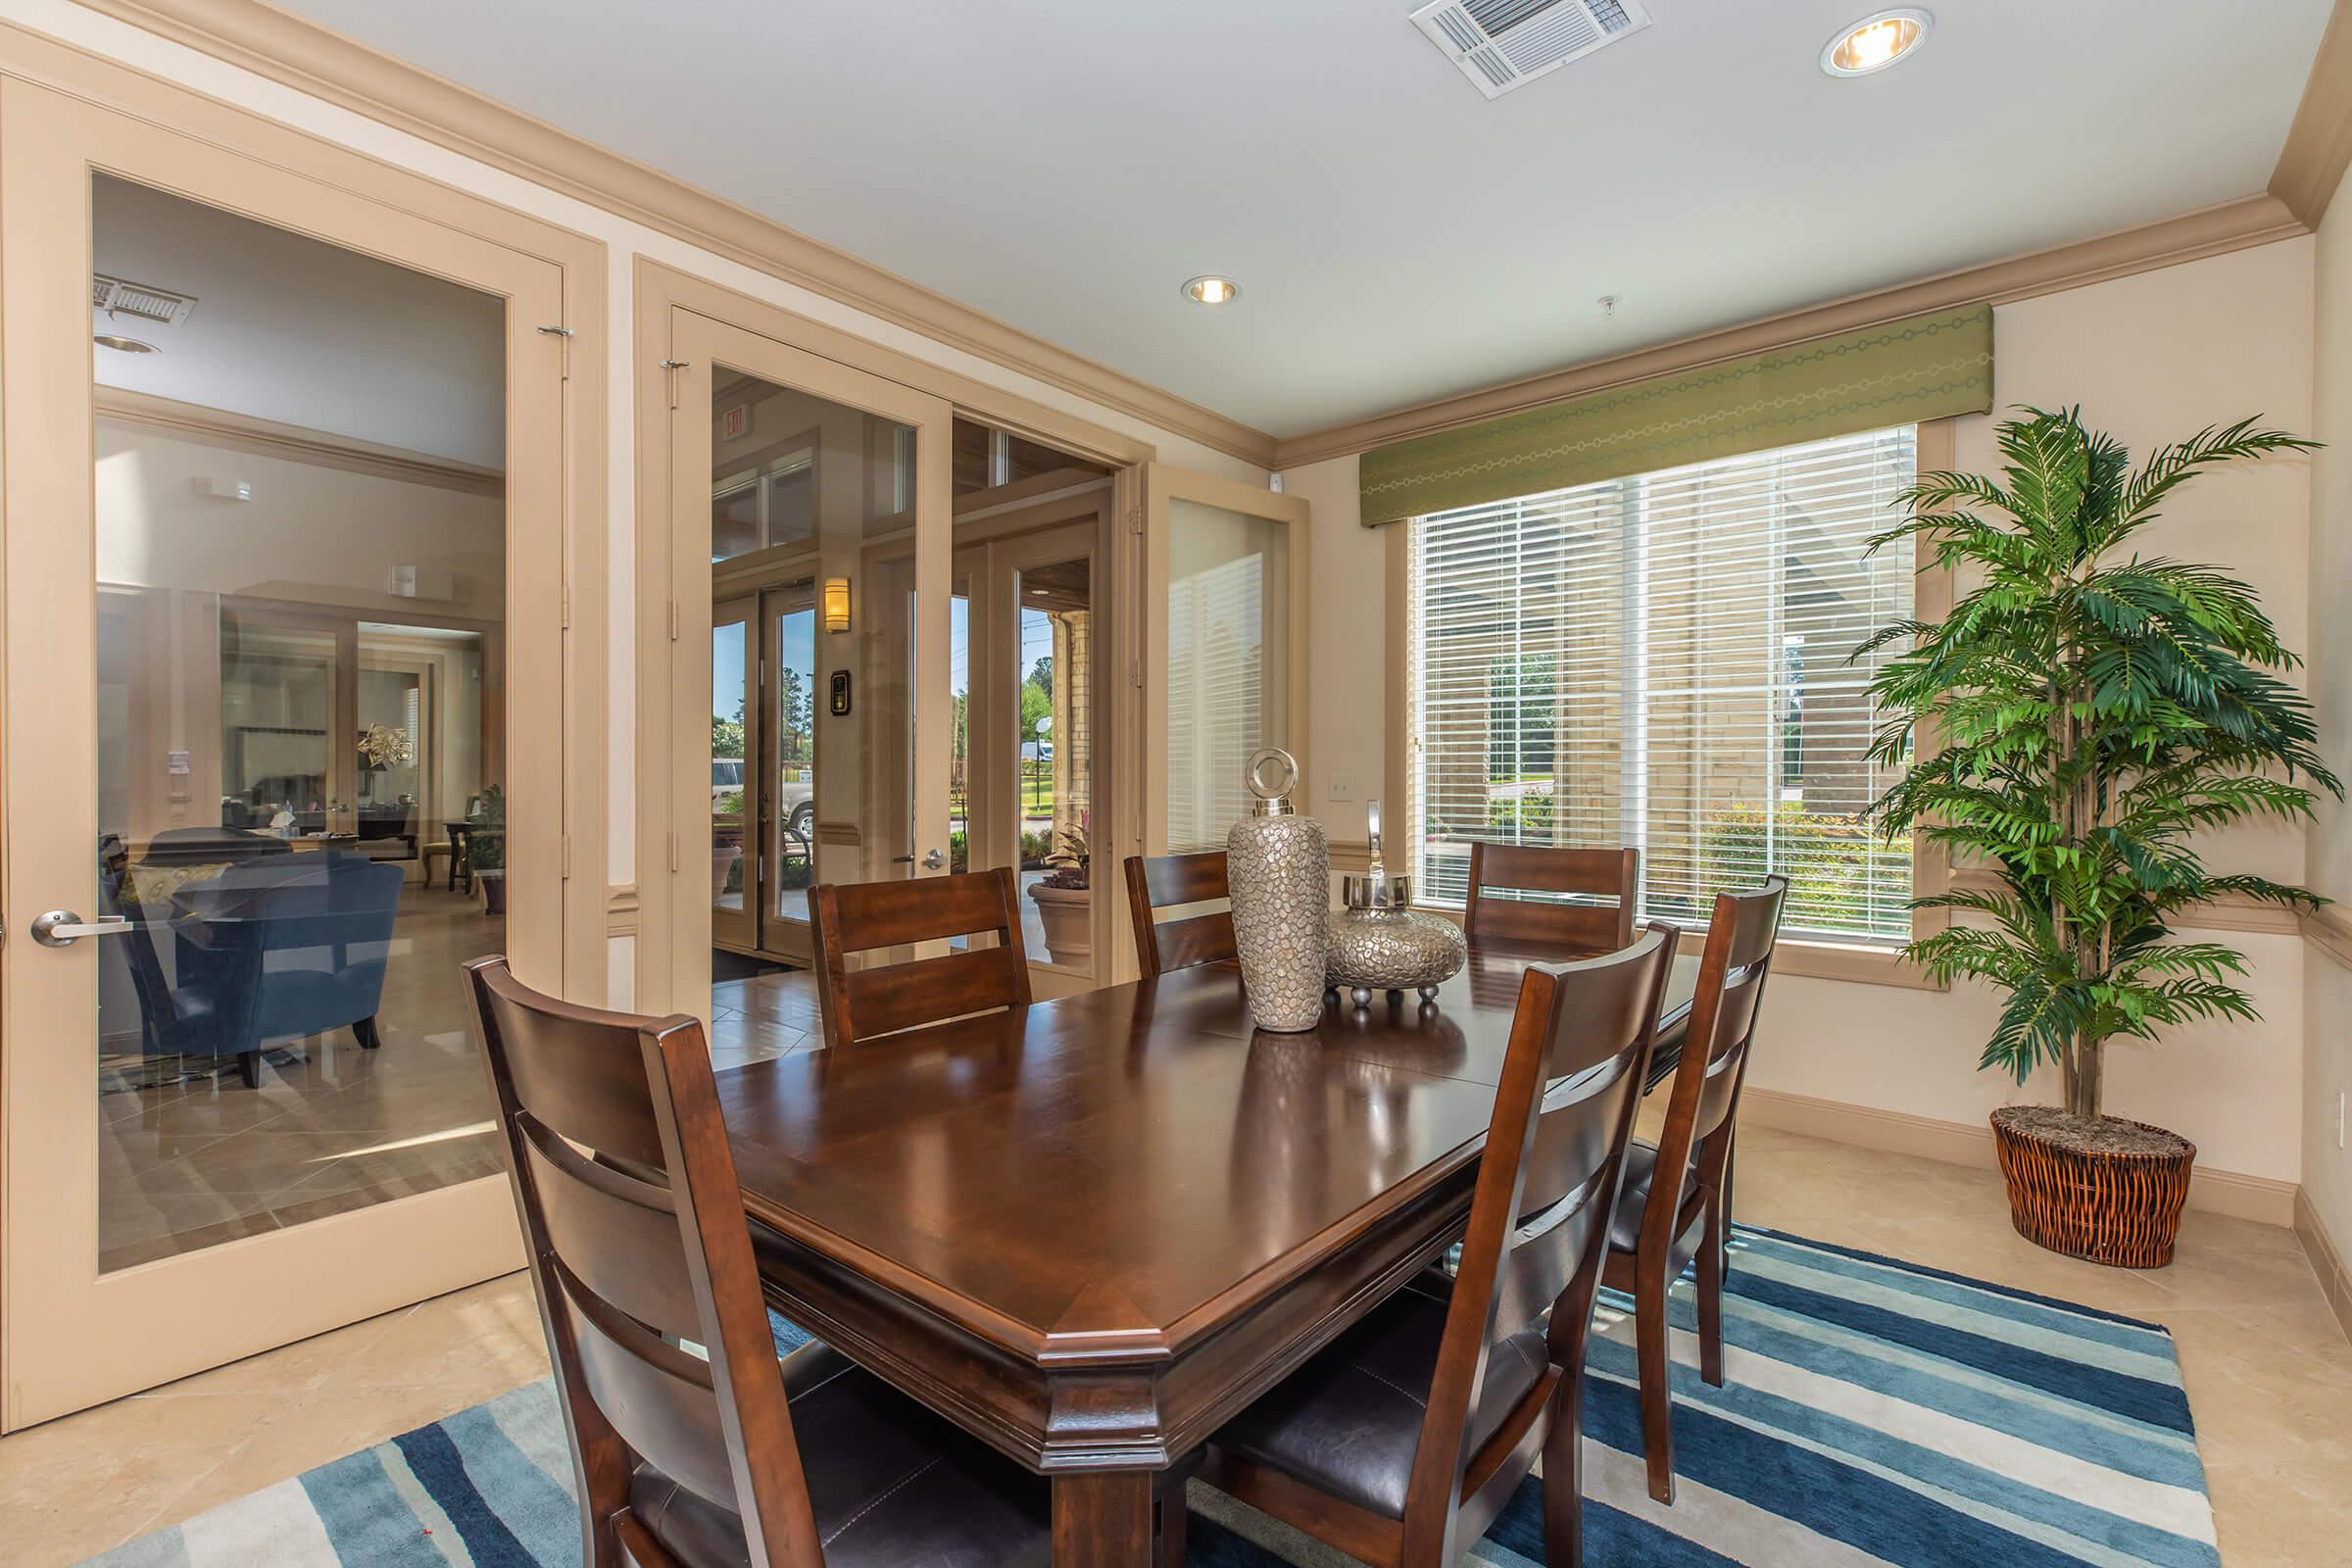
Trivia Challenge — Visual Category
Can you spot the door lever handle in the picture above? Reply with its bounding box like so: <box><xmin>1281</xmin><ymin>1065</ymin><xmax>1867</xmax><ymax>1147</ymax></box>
<box><xmin>31</xmin><ymin>910</ymin><xmax>132</xmax><ymax>948</ymax></box>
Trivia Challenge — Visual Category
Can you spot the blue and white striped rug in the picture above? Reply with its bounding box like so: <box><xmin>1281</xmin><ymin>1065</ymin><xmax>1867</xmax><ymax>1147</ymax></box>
<box><xmin>82</xmin><ymin>1228</ymin><xmax>2218</xmax><ymax>1567</ymax></box>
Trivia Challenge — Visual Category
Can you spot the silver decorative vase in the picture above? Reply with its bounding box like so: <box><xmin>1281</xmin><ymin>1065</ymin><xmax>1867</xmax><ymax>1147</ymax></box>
<box><xmin>1226</xmin><ymin>748</ymin><xmax>1331</xmax><ymax>1032</ymax></box>
<box><xmin>1326</xmin><ymin>800</ymin><xmax>1466</xmax><ymax>1008</ymax></box>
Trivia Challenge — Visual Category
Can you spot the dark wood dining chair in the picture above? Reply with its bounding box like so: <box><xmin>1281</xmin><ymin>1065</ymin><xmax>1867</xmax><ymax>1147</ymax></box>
<box><xmin>465</xmin><ymin>956</ymin><xmax>1051</xmax><ymax>1568</ymax></box>
<box><xmin>1600</xmin><ymin>875</ymin><xmax>1787</xmax><ymax>1505</ymax></box>
<box><xmin>1193</xmin><ymin>925</ymin><xmax>1681</xmax><ymax>1568</ymax></box>
<box><xmin>808</xmin><ymin>867</ymin><xmax>1032</xmax><ymax>1050</ymax></box>
<box><xmin>1463</xmin><ymin>843</ymin><xmax>1640</xmax><ymax>956</ymax></box>
<box><xmin>1122</xmin><ymin>850</ymin><xmax>1237</xmax><ymax>978</ymax></box>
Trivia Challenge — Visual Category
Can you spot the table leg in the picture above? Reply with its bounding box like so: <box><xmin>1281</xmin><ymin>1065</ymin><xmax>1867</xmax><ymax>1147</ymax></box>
<box><xmin>1053</xmin><ymin>1472</ymin><xmax>1155</xmax><ymax>1567</ymax></box>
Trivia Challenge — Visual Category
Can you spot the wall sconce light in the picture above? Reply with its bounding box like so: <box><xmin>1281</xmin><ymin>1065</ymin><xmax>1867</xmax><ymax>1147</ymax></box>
<box><xmin>823</xmin><ymin>576</ymin><xmax>852</xmax><ymax>634</ymax></box>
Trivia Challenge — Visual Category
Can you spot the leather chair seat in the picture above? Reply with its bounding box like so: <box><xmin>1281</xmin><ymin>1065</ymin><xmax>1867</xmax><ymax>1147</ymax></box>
<box><xmin>1213</xmin><ymin>1275</ymin><xmax>1549</xmax><ymax>1521</ymax></box>
<box><xmin>1610</xmin><ymin>1140</ymin><xmax>1661</xmax><ymax>1252</ymax></box>
<box><xmin>626</xmin><ymin>1342</ymin><xmax>1051</xmax><ymax>1568</ymax></box>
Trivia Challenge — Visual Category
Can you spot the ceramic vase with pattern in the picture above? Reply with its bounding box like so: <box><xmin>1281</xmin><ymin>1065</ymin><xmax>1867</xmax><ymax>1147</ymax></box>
<box><xmin>1226</xmin><ymin>748</ymin><xmax>1331</xmax><ymax>1032</ymax></box>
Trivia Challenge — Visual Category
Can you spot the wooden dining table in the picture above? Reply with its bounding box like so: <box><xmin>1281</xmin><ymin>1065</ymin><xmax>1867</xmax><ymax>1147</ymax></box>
<box><xmin>716</xmin><ymin>941</ymin><xmax>1701</xmax><ymax>1565</ymax></box>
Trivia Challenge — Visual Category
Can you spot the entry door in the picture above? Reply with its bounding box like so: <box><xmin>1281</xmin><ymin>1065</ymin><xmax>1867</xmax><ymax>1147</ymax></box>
<box><xmin>711</xmin><ymin>593</ymin><xmax>760</xmax><ymax>952</ymax></box>
<box><xmin>955</xmin><ymin>518</ymin><xmax>1110</xmax><ymax>997</ymax></box>
<box><xmin>0</xmin><ymin>81</ymin><xmax>568</xmax><ymax>1426</ymax></box>
<box><xmin>665</xmin><ymin>311</ymin><xmax>954</xmax><ymax>1008</ymax></box>
<box><xmin>1145</xmin><ymin>466</ymin><xmax>1312</xmax><ymax>855</ymax></box>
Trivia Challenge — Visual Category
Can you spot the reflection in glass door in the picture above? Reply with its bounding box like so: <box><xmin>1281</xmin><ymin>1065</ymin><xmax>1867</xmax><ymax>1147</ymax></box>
<box><xmin>712</xmin><ymin>599</ymin><xmax>755</xmax><ymax>949</ymax></box>
<box><xmin>1013</xmin><ymin>554</ymin><xmax>1095</xmax><ymax>972</ymax></box>
<box><xmin>772</xmin><ymin>600</ymin><xmax>817</xmax><ymax>925</ymax></box>
<box><xmin>2</xmin><ymin>96</ymin><xmax>569</xmax><ymax>1426</ymax></box>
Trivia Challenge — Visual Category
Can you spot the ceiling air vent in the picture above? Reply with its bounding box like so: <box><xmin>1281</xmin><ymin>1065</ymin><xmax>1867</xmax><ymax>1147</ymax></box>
<box><xmin>91</xmin><ymin>272</ymin><xmax>197</xmax><ymax>326</ymax></box>
<box><xmin>1410</xmin><ymin>0</ymin><xmax>1651</xmax><ymax>100</ymax></box>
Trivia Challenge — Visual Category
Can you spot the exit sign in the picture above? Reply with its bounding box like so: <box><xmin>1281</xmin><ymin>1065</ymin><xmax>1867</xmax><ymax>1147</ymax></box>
<box><xmin>721</xmin><ymin>403</ymin><xmax>751</xmax><ymax>440</ymax></box>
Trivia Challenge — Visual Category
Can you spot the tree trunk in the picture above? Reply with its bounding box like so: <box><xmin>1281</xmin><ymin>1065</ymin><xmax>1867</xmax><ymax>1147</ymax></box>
<box><xmin>2078</xmin><ymin>1038</ymin><xmax>2104</xmax><ymax>1121</ymax></box>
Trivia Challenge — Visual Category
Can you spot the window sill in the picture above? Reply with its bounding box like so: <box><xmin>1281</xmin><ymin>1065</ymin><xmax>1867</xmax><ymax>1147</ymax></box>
<box><xmin>1373</xmin><ymin>886</ymin><xmax>1943</xmax><ymax>993</ymax></box>
<box><xmin>1773</xmin><ymin>938</ymin><xmax>1943</xmax><ymax>991</ymax></box>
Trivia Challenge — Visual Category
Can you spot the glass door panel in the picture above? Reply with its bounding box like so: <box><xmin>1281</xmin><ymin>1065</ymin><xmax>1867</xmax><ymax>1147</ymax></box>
<box><xmin>712</xmin><ymin>597</ymin><xmax>756</xmax><ymax>951</ymax></box>
<box><xmin>1013</xmin><ymin>554</ymin><xmax>1095</xmax><ymax>974</ymax></box>
<box><xmin>772</xmin><ymin>599</ymin><xmax>818</xmax><ymax>926</ymax></box>
<box><xmin>666</xmin><ymin>311</ymin><xmax>952</xmax><ymax>1012</ymax></box>
<box><xmin>3</xmin><ymin>92</ymin><xmax>567</xmax><ymax>1424</ymax></box>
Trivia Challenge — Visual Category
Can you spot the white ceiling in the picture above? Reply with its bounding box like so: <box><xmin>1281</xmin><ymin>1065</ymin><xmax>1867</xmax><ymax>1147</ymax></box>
<box><xmin>267</xmin><ymin>0</ymin><xmax>2330</xmax><ymax>440</ymax></box>
<box><xmin>94</xmin><ymin>174</ymin><xmax>507</xmax><ymax>467</ymax></box>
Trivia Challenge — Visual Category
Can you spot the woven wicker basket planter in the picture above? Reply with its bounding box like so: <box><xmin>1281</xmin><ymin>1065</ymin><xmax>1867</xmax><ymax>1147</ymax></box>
<box><xmin>1991</xmin><ymin>1107</ymin><xmax>2195</xmax><ymax>1269</ymax></box>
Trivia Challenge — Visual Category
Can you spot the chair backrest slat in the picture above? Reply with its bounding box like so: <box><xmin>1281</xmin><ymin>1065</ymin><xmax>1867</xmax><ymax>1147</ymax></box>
<box><xmin>1123</xmin><ymin>851</ymin><xmax>1237</xmax><ymax>978</ymax></box>
<box><xmin>515</xmin><ymin>1112</ymin><xmax>705</xmax><ymax>1342</ymax></box>
<box><xmin>843</xmin><ymin>945</ymin><xmax>1029</xmax><ymax>1041</ymax></box>
<box><xmin>1398</xmin><ymin>925</ymin><xmax>1678</xmax><ymax>1559</ymax></box>
<box><xmin>466</xmin><ymin>956</ymin><xmax>826</xmax><ymax>1568</ymax></box>
<box><xmin>1463</xmin><ymin>844</ymin><xmax>1639</xmax><ymax>956</ymax></box>
<box><xmin>1640</xmin><ymin>877</ymin><xmax>1788</xmax><ymax>1249</ymax></box>
<box><xmin>810</xmin><ymin>868</ymin><xmax>1032</xmax><ymax>1049</ymax></box>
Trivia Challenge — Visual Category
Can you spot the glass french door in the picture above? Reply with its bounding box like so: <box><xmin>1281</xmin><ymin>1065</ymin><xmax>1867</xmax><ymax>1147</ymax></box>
<box><xmin>665</xmin><ymin>311</ymin><xmax>954</xmax><ymax>1010</ymax></box>
<box><xmin>709</xmin><ymin>583</ymin><xmax>821</xmax><ymax>960</ymax></box>
<box><xmin>946</xmin><ymin>521</ymin><xmax>1106</xmax><ymax>995</ymax></box>
<box><xmin>0</xmin><ymin>81</ymin><xmax>568</xmax><ymax>1426</ymax></box>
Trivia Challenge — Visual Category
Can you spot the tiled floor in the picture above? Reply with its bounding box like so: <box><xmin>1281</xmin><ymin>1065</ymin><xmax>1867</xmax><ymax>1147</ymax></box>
<box><xmin>4</xmin><ymin>1041</ymin><xmax>2346</xmax><ymax>1565</ymax></box>
<box><xmin>97</xmin><ymin>885</ymin><xmax>507</xmax><ymax>1270</ymax></box>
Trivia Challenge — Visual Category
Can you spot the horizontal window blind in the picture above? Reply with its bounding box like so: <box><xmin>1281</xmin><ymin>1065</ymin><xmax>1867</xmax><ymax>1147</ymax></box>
<box><xmin>1408</xmin><ymin>425</ymin><xmax>1917</xmax><ymax>943</ymax></box>
<box><xmin>1167</xmin><ymin>553</ymin><xmax>1265</xmax><ymax>852</ymax></box>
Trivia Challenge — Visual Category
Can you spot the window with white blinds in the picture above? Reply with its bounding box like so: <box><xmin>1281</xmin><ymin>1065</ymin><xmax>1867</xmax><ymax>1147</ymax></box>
<box><xmin>1406</xmin><ymin>425</ymin><xmax>1918</xmax><ymax>943</ymax></box>
<box><xmin>1167</xmin><ymin>499</ymin><xmax>1291</xmax><ymax>853</ymax></box>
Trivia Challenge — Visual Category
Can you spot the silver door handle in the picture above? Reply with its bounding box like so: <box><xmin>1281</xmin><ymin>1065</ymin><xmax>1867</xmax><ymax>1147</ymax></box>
<box><xmin>922</xmin><ymin>848</ymin><xmax>946</xmax><ymax>870</ymax></box>
<box><xmin>31</xmin><ymin>910</ymin><xmax>132</xmax><ymax>947</ymax></box>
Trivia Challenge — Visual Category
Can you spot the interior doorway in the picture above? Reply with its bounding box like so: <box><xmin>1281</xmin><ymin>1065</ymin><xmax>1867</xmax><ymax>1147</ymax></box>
<box><xmin>705</xmin><ymin>406</ymin><xmax>1116</xmax><ymax>1002</ymax></box>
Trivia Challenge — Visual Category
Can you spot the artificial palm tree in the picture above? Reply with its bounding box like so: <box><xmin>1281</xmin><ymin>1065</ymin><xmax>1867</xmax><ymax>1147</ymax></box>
<box><xmin>1859</xmin><ymin>407</ymin><xmax>2336</xmax><ymax>1133</ymax></box>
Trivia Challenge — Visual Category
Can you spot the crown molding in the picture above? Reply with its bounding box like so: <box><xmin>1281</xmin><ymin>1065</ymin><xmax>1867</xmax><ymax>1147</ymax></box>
<box><xmin>2305</xmin><ymin>903</ymin><xmax>2352</xmax><ymax>970</ymax></box>
<box><xmin>95</xmin><ymin>386</ymin><xmax>504</xmax><ymax>496</ymax></box>
<box><xmin>67</xmin><ymin>0</ymin><xmax>1278</xmax><ymax>469</ymax></box>
<box><xmin>1273</xmin><ymin>194</ymin><xmax>2307</xmax><ymax>470</ymax></box>
<box><xmin>2273</xmin><ymin>0</ymin><xmax>2352</xmax><ymax>227</ymax></box>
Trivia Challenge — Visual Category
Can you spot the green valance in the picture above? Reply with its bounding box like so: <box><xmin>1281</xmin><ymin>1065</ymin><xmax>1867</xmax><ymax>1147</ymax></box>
<box><xmin>1357</xmin><ymin>304</ymin><xmax>1994</xmax><ymax>526</ymax></box>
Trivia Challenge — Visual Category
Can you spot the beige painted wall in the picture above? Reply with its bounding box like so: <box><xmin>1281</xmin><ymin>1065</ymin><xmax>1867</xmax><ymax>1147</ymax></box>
<box><xmin>2305</xmin><ymin>161</ymin><xmax>2352</xmax><ymax>1249</ymax></box>
<box><xmin>1286</xmin><ymin>238</ymin><xmax>2323</xmax><ymax>1187</ymax></box>
<box><xmin>97</xmin><ymin>421</ymin><xmax>506</xmax><ymax>616</ymax></box>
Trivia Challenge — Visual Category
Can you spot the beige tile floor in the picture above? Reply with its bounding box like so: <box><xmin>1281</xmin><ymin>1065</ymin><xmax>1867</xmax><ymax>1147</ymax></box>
<box><xmin>4</xmin><ymin>1003</ymin><xmax>2347</xmax><ymax>1565</ymax></box>
<box><xmin>97</xmin><ymin>884</ymin><xmax>508</xmax><ymax>1270</ymax></box>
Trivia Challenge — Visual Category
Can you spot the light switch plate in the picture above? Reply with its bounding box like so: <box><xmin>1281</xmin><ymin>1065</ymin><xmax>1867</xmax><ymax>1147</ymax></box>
<box><xmin>1328</xmin><ymin>769</ymin><xmax>1355</xmax><ymax>802</ymax></box>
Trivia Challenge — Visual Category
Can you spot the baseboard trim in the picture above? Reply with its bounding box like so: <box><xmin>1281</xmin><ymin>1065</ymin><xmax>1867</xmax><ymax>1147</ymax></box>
<box><xmin>2293</xmin><ymin>1189</ymin><xmax>2352</xmax><ymax>1348</ymax></box>
<box><xmin>1741</xmin><ymin>1089</ymin><xmax>2300</xmax><ymax>1229</ymax></box>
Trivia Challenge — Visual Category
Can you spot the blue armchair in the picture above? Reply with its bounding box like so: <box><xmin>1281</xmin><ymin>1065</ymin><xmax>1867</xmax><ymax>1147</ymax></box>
<box><xmin>109</xmin><ymin>846</ymin><xmax>404</xmax><ymax>1087</ymax></box>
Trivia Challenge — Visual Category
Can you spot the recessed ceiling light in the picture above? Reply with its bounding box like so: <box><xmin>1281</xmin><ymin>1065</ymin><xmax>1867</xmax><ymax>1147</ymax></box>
<box><xmin>1821</xmin><ymin>8</ymin><xmax>1931</xmax><ymax>76</ymax></box>
<box><xmin>1182</xmin><ymin>275</ymin><xmax>1241</xmax><ymax>307</ymax></box>
<box><xmin>93</xmin><ymin>333</ymin><xmax>159</xmax><ymax>354</ymax></box>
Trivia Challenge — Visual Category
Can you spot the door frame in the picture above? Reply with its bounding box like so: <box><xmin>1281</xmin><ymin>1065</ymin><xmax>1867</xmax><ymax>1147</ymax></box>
<box><xmin>631</xmin><ymin>260</ymin><xmax>1158</xmax><ymax>1013</ymax></box>
<box><xmin>1144</xmin><ymin>466</ymin><xmax>1312</xmax><ymax>858</ymax></box>
<box><xmin>657</xmin><ymin>309</ymin><xmax>958</xmax><ymax>1020</ymax></box>
<box><xmin>0</xmin><ymin>50</ymin><xmax>608</xmax><ymax>1428</ymax></box>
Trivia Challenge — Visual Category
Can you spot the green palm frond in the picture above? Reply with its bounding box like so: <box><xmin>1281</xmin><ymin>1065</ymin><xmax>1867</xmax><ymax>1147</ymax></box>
<box><xmin>1861</xmin><ymin>407</ymin><xmax>2336</xmax><ymax>1120</ymax></box>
